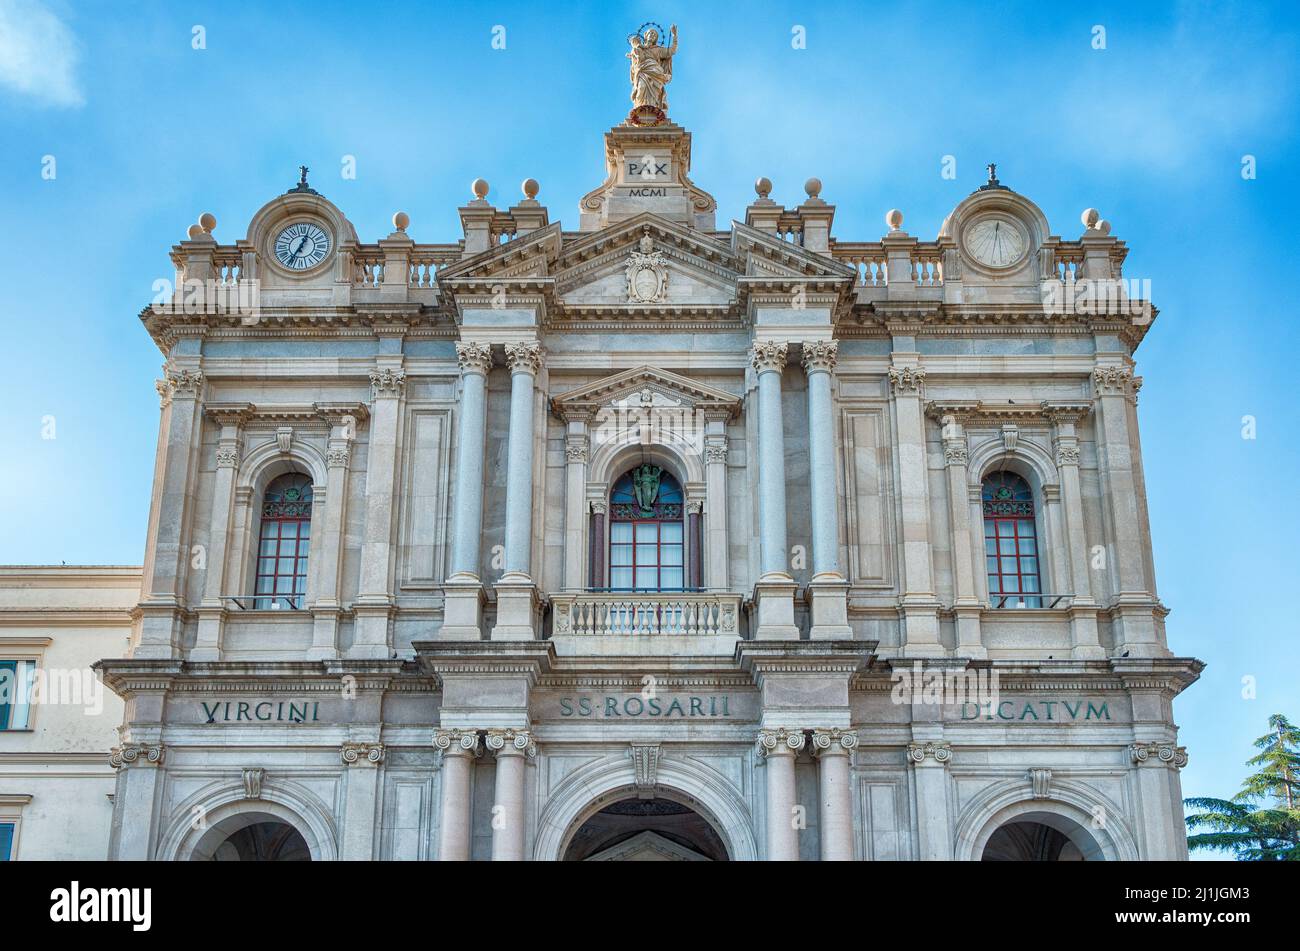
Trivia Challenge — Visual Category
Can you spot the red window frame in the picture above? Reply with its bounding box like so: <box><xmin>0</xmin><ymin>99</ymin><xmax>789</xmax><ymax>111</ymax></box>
<box><xmin>608</xmin><ymin>518</ymin><xmax>685</xmax><ymax>592</ymax></box>
<box><xmin>983</xmin><ymin>514</ymin><xmax>1042</xmax><ymax>608</ymax></box>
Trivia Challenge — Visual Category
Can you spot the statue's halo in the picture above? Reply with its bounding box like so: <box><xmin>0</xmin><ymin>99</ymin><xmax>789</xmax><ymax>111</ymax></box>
<box><xmin>633</xmin><ymin>21</ymin><xmax>666</xmax><ymax>44</ymax></box>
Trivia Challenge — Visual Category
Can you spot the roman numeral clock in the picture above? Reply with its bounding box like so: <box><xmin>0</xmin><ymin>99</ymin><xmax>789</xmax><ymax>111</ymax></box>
<box><xmin>273</xmin><ymin>221</ymin><xmax>332</xmax><ymax>272</ymax></box>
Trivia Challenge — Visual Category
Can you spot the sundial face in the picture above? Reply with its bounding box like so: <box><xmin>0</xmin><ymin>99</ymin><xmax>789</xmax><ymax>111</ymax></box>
<box><xmin>963</xmin><ymin>214</ymin><xmax>1028</xmax><ymax>269</ymax></box>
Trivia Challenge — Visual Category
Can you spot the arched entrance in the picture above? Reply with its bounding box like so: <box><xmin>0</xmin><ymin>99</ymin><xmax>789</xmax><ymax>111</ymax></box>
<box><xmin>188</xmin><ymin>811</ymin><xmax>313</xmax><ymax>861</ymax></box>
<box><xmin>562</xmin><ymin>796</ymin><xmax>729</xmax><ymax>861</ymax></box>
<box><xmin>979</xmin><ymin>810</ymin><xmax>1103</xmax><ymax>861</ymax></box>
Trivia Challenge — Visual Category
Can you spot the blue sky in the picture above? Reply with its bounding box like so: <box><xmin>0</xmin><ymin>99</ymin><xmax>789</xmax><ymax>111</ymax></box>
<box><xmin>0</xmin><ymin>1</ymin><xmax>1296</xmax><ymax>851</ymax></box>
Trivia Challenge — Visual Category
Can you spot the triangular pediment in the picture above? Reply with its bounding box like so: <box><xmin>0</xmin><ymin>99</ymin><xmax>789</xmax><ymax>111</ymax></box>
<box><xmin>550</xmin><ymin>365</ymin><xmax>740</xmax><ymax>418</ymax></box>
<box><xmin>585</xmin><ymin>830</ymin><xmax>712</xmax><ymax>862</ymax></box>
<box><xmin>730</xmin><ymin>220</ymin><xmax>858</xmax><ymax>282</ymax></box>
<box><xmin>436</xmin><ymin>221</ymin><xmax>563</xmax><ymax>284</ymax></box>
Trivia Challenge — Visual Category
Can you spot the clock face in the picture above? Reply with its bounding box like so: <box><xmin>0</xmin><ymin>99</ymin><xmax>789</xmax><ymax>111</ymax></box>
<box><xmin>963</xmin><ymin>216</ymin><xmax>1028</xmax><ymax>269</ymax></box>
<box><xmin>273</xmin><ymin>222</ymin><xmax>331</xmax><ymax>271</ymax></box>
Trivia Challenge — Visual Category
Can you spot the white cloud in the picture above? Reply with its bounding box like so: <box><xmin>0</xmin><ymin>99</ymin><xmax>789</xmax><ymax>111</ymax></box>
<box><xmin>0</xmin><ymin>0</ymin><xmax>83</xmax><ymax>107</ymax></box>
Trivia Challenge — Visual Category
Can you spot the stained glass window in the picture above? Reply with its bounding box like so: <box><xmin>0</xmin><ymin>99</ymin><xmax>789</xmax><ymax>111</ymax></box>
<box><xmin>982</xmin><ymin>472</ymin><xmax>1042</xmax><ymax>608</ymax></box>
<box><xmin>608</xmin><ymin>466</ymin><xmax>685</xmax><ymax>592</ymax></box>
<box><xmin>254</xmin><ymin>473</ymin><xmax>313</xmax><ymax>609</ymax></box>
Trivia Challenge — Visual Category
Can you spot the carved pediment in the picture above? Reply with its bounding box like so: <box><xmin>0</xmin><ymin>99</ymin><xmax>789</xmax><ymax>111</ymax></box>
<box><xmin>550</xmin><ymin>365</ymin><xmax>740</xmax><ymax>419</ymax></box>
<box><xmin>585</xmin><ymin>830</ymin><xmax>711</xmax><ymax>861</ymax></box>
<box><xmin>436</xmin><ymin>221</ymin><xmax>564</xmax><ymax>286</ymax></box>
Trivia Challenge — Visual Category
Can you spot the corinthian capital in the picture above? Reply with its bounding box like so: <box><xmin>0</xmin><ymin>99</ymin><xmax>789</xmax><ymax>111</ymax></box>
<box><xmin>504</xmin><ymin>341</ymin><xmax>543</xmax><ymax>376</ymax></box>
<box><xmin>369</xmin><ymin>367</ymin><xmax>407</xmax><ymax>399</ymax></box>
<box><xmin>434</xmin><ymin>728</ymin><xmax>481</xmax><ymax>757</ymax></box>
<box><xmin>455</xmin><ymin>341</ymin><xmax>493</xmax><ymax>376</ymax></box>
<box><xmin>756</xmin><ymin>727</ymin><xmax>806</xmax><ymax>757</ymax></box>
<box><xmin>811</xmin><ymin>728</ymin><xmax>858</xmax><ymax>756</ymax></box>
<box><xmin>800</xmin><ymin>340</ymin><xmax>839</xmax><ymax>374</ymax></box>
<box><xmin>1091</xmin><ymin>365</ymin><xmax>1134</xmax><ymax>396</ymax></box>
<box><xmin>887</xmin><ymin>365</ymin><xmax>926</xmax><ymax>396</ymax></box>
<box><xmin>485</xmin><ymin>728</ymin><xmax>536</xmax><ymax>758</ymax></box>
<box><xmin>750</xmin><ymin>341</ymin><xmax>788</xmax><ymax>374</ymax></box>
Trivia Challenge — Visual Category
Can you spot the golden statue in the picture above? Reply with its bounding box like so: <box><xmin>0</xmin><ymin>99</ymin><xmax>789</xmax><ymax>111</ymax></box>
<box><xmin>627</xmin><ymin>23</ymin><xmax>678</xmax><ymax>113</ymax></box>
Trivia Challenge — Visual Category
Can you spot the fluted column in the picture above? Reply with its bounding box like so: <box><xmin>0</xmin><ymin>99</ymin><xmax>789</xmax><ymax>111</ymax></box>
<box><xmin>435</xmin><ymin>729</ymin><xmax>480</xmax><ymax>861</ymax></box>
<box><xmin>934</xmin><ymin>409</ymin><xmax>984</xmax><ymax>657</ymax></box>
<box><xmin>492</xmin><ymin>342</ymin><xmax>544</xmax><ymax>640</ymax></box>
<box><xmin>889</xmin><ymin>363</ymin><xmax>942</xmax><ymax>655</ymax></box>
<box><xmin>502</xmin><ymin>342</ymin><xmax>542</xmax><ymax>579</ymax></box>
<box><xmin>440</xmin><ymin>342</ymin><xmax>492</xmax><ymax>639</ymax></box>
<box><xmin>193</xmin><ymin>403</ymin><xmax>251</xmax><ymax>660</ymax></box>
<box><xmin>307</xmin><ymin>410</ymin><xmax>357</xmax><ymax>659</ymax></box>
<box><xmin>137</xmin><ymin>369</ymin><xmax>203</xmax><ymax>658</ymax></box>
<box><xmin>757</xmin><ymin>728</ymin><xmax>805</xmax><ymax>860</ymax></box>
<box><xmin>1048</xmin><ymin>403</ymin><xmax>1104</xmax><ymax>658</ymax></box>
<box><xmin>353</xmin><ymin>366</ymin><xmax>405</xmax><ymax>658</ymax></box>
<box><xmin>812</xmin><ymin>728</ymin><xmax>857</xmax><ymax>861</ymax></box>
<box><xmin>751</xmin><ymin>343</ymin><xmax>799</xmax><ymax>639</ymax></box>
<box><xmin>802</xmin><ymin>341</ymin><xmax>852</xmax><ymax>639</ymax></box>
<box><xmin>486</xmin><ymin>728</ymin><xmax>535</xmax><ymax>861</ymax></box>
<box><xmin>561</xmin><ymin>416</ymin><xmax>591</xmax><ymax>590</ymax></box>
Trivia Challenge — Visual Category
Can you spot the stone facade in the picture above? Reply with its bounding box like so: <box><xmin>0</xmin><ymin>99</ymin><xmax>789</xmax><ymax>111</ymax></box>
<box><xmin>40</xmin><ymin>56</ymin><xmax>1203</xmax><ymax>861</ymax></box>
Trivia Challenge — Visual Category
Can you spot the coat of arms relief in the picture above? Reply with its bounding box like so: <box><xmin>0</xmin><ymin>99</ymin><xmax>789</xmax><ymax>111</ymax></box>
<box><xmin>625</xmin><ymin>233</ymin><xmax>669</xmax><ymax>303</ymax></box>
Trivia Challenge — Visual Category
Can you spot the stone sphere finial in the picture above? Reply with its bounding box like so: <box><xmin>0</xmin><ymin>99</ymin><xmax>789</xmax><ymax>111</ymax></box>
<box><xmin>886</xmin><ymin>209</ymin><xmax>904</xmax><ymax>232</ymax></box>
<box><xmin>198</xmin><ymin>212</ymin><xmax>216</xmax><ymax>234</ymax></box>
<box><xmin>186</xmin><ymin>224</ymin><xmax>204</xmax><ymax>240</ymax></box>
<box><xmin>1095</xmin><ymin>219</ymin><xmax>1111</xmax><ymax>235</ymax></box>
<box><xmin>755</xmin><ymin>177</ymin><xmax>772</xmax><ymax>199</ymax></box>
<box><xmin>471</xmin><ymin>178</ymin><xmax>489</xmax><ymax>200</ymax></box>
<box><xmin>522</xmin><ymin>178</ymin><xmax>540</xmax><ymax>200</ymax></box>
<box><xmin>392</xmin><ymin>211</ymin><xmax>410</xmax><ymax>232</ymax></box>
<box><xmin>804</xmin><ymin>177</ymin><xmax>822</xmax><ymax>199</ymax></box>
<box><xmin>1081</xmin><ymin>208</ymin><xmax>1100</xmax><ymax>229</ymax></box>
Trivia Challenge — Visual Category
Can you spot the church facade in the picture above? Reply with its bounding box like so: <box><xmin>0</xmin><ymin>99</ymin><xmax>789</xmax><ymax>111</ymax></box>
<box><xmin>86</xmin><ymin>28</ymin><xmax>1200</xmax><ymax>861</ymax></box>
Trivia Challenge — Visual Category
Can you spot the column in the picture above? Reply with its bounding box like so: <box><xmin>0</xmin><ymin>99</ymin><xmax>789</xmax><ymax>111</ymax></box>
<box><xmin>193</xmin><ymin>404</ymin><xmax>251</xmax><ymax>660</ymax></box>
<box><xmin>888</xmin><ymin>362</ymin><xmax>942</xmax><ymax>655</ymax></box>
<box><xmin>307</xmin><ymin>410</ymin><xmax>356</xmax><ymax>659</ymax></box>
<box><xmin>756</xmin><ymin>728</ymin><xmax>804</xmax><ymax>860</ymax></box>
<box><xmin>137</xmin><ymin>369</ymin><xmax>203</xmax><ymax>658</ymax></box>
<box><xmin>492</xmin><ymin>342</ymin><xmax>543</xmax><ymax>640</ymax></box>
<box><xmin>703</xmin><ymin>413</ymin><xmax>730</xmax><ymax>590</ymax></box>
<box><xmin>561</xmin><ymin>416</ymin><xmax>590</xmax><ymax>590</ymax></box>
<box><xmin>935</xmin><ymin>410</ymin><xmax>984</xmax><ymax>657</ymax></box>
<box><xmin>751</xmin><ymin>343</ymin><xmax>799</xmax><ymax>639</ymax></box>
<box><xmin>339</xmin><ymin>742</ymin><xmax>385</xmax><ymax>860</ymax></box>
<box><xmin>811</xmin><ymin>728</ymin><xmax>857</xmax><ymax>861</ymax></box>
<box><xmin>441</xmin><ymin>342</ymin><xmax>492</xmax><ymax>638</ymax></box>
<box><xmin>1129</xmin><ymin>742</ymin><xmax>1190</xmax><ymax>859</ymax></box>
<box><xmin>1093</xmin><ymin>365</ymin><xmax>1160</xmax><ymax>655</ymax></box>
<box><xmin>353</xmin><ymin>367</ymin><xmax>405</xmax><ymax>658</ymax></box>
<box><xmin>435</xmin><ymin>729</ymin><xmax>480</xmax><ymax>861</ymax></box>
<box><xmin>107</xmin><ymin>743</ymin><xmax>166</xmax><ymax>859</ymax></box>
<box><xmin>907</xmin><ymin>741</ymin><xmax>953</xmax><ymax>860</ymax></box>
<box><xmin>589</xmin><ymin>501</ymin><xmax>606</xmax><ymax>588</ymax></box>
<box><xmin>486</xmin><ymin>728</ymin><xmax>535</xmax><ymax>861</ymax></box>
<box><xmin>687</xmin><ymin>500</ymin><xmax>703</xmax><ymax>590</ymax></box>
<box><xmin>802</xmin><ymin>341</ymin><xmax>852</xmax><ymax>639</ymax></box>
<box><xmin>1047</xmin><ymin>404</ymin><xmax>1104</xmax><ymax>658</ymax></box>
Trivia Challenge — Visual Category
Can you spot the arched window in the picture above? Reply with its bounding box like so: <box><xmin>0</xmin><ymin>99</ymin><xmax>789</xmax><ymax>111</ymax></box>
<box><xmin>255</xmin><ymin>473</ymin><xmax>313</xmax><ymax>609</ymax></box>
<box><xmin>608</xmin><ymin>465</ymin><xmax>685</xmax><ymax>592</ymax></box>
<box><xmin>982</xmin><ymin>471</ymin><xmax>1041</xmax><ymax>608</ymax></box>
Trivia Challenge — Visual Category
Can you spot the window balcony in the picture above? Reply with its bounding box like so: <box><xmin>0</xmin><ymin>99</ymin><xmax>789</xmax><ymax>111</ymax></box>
<box><xmin>551</xmin><ymin>591</ymin><xmax>742</xmax><ymax>640</ymax></box>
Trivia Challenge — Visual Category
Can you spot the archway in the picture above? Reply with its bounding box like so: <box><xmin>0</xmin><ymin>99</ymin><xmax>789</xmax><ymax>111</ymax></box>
<box><xmin>562</xmin><ymin>796</ymin><xmax>729</xmax><ymax>861</ymax></box>
<box><xmin>978</xmin><ymin>810</ymin><xmax>1103</xmax><ymax>861</ymax></box>
<box><xmin>185</xmin><ymin>809</ymin><xmax>317</xmax><ymax>861</ymax></box>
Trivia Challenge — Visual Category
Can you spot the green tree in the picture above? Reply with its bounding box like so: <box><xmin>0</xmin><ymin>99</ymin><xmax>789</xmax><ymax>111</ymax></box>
<box><xmin>1185</xmin><ymin>713</ymin><xmax>1300</xmax><ymax>860</ymax></box>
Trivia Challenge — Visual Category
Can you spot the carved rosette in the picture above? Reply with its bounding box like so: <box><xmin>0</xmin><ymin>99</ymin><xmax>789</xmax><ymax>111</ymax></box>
<box><xmin>455</xmin><ymin>341</ymin><xmax>493</xmax><ymax>377</ymax></box>
<box><xmin>811</xmin><ymin>728</ymin><xmax>858</xmax><ymax>756</ymax></box>
<box><xmin>340</xmin><ymin>742</ymin><xmax>385</xmax><ymax>766</ymax></box>
<box><xmin>1028</xmin><ymin>767</ymin><xmax>1053</xmax><ymax>799</ymax></box>
<box><xmin>887</xmin><ymin>365</ymin><xmax>926</xmax><ymax>396</ymax></box>
<box><xmin>750</xmin><ymin>341</ymin><xmax>789</xmax><ymax>375</ymax></box>
<box><xmin>109</xmin><ymin>743</ymin><xmax>165</xmax><ymax>770</ymax></box>
<box><xmin>504</xmin><ymin>342</ymin><xmax>543</xmax><ymax>377</ymax></box>
<box><xmin>484</xmin><ymin>728</ymin><xmax>536</xmax><ymax>758</ymax></box>
<box><xmin>756</xmin><ymin>727</ymin><xmax>806</xmax><ymax>757</ymax></box>
<box><xmin>242</xmin><ymin>767</ymin><xmax>266</xmax><ymax>799</ymax></box>
<box><xmin>434</xmin><ymin>728</ymin><xmax>481</xmax><ymax>757</ymax></box>
<box><xmin>800</xmin><ymin>340</ymin><xmax>839</xmax><ymax>375</ymax></box>
<box><xmin>369</xmin><ymin>368</ymin><xmax>407</xmax><ymax>400</ymax></box>
<box><xmin>906</xmin><ymin>741</ymin><xmax>953</xmax><ymax>765</ymax></box>
<box><xmin>1129</xmin><ymin>742</ymin><xmax>1188</xmax><ymax>769</ymax></box>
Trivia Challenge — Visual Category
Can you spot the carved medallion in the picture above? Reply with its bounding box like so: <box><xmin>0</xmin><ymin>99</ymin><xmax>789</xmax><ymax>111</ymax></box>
<box><xmin>625</xmin><ymin>234</ymin><xmax>669</xmax><ymax>303</ymax></box>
